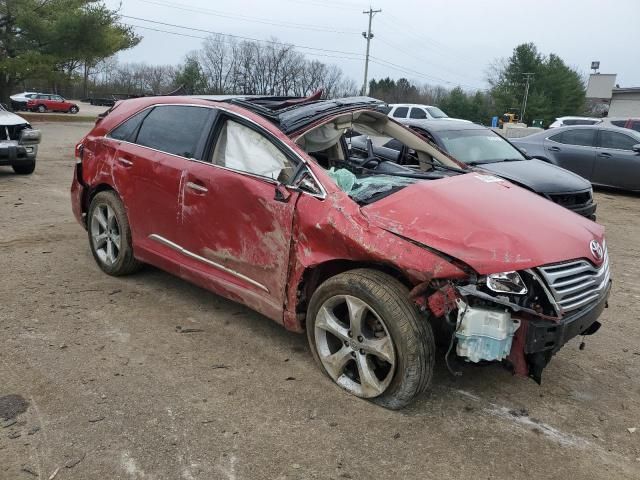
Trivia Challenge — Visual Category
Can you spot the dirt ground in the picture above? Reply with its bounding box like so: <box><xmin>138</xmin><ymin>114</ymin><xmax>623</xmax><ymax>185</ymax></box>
<box><xmin>1</xmin><ymin>122</ymin><xmax>639</xmax><ymax>480</ymax></box>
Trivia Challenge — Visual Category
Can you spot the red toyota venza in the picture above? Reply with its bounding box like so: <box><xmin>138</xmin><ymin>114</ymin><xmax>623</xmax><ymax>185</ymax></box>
<box><xmin>71</xmin><ymin>94</ymin><xmax>611</xmax><ymax>408</ymax></box>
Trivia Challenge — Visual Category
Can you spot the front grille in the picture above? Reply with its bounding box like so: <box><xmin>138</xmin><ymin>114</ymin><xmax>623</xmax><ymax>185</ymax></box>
<box><xmin>0</xmin><ymin>123</ymin><xmax>29</xmax><ymax>141</ymax></box>
<box><xmin>548</xmin><ymin>191</ymin><xmax>592</xmax><ymax>209</ymax></box>
<box><xmin>537</xmin><ymin>246</ymin><xmax>610</xmax><ymax>314</ymax></box>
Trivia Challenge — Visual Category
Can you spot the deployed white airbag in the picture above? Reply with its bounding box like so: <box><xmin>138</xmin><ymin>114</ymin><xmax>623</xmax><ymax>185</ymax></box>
<box><xmin>214</xmin><ymin>120</ymin><xmax>286</xmax><ymax>180</ymax></box>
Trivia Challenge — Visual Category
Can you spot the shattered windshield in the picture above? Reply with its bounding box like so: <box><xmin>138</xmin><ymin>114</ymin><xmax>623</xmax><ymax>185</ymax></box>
<box><xmin>296</xmin><ymin>110</ymin><xmax>466</xmax><ymax>204</ymax></box>
<box><xmin>327</xmin><ymin>168</ymin><xmax>417</xmax><ymax>203</ymax></box>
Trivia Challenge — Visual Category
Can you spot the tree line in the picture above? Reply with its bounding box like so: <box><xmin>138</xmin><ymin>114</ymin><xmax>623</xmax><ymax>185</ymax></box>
<box><xmin>369</xmin><ymin>43</ymin><xmax>588</xmax><ymax>125</ymax></box>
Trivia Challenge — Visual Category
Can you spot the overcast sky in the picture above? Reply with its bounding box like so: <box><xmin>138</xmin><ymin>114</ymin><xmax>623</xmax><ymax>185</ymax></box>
<box><xmin>104</xmin><ymin>0</ymin><xmax>640</xmax><ymax>91</ymax></box>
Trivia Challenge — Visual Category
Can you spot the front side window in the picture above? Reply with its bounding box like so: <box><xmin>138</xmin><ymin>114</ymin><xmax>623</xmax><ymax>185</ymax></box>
<box><xmin>392</xmin><ymin>107</ymin><xmax>409</xmax><ymax>118</ymax></box>
<box><xmin>135</xmin><ymin>106</ymin><xmax>211</xmax><ymax>159</ymax></box>
<box><xmin>549</xmin><ymin>129</ymin><xmax>595</xmax><ymax>147</ymax></box>
<box><xmin>599</xmin><ymin>130</ymin><xmax>637</xmax><ymax>150</ymax></box>
<box><xmin>409</xmin><ymin>108</ymin><xmax>427</xmax><ymax>119</ymax></box>
<box><xmin>211</xmin><ymin>119</ymin><xmax>296</xmax><ymax>183</ymax></box>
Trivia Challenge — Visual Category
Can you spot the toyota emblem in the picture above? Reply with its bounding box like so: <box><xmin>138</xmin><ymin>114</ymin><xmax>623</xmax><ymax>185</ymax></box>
<box><xmin>590</xmin><ymin>240</ymin><xmax>604</xmax><ymax>261</ymax></box>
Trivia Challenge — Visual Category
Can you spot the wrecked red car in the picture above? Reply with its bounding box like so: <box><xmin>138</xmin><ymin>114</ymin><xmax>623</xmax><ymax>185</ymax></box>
<box><xmin>71</xmin><ymin>94</ymin><xmax>611</xmax><ymax>409</ymax></box>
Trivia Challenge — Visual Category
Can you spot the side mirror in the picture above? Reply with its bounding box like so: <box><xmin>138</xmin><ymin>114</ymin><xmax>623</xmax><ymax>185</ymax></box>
<box><xmin>632</xmin><ymin>144</ymin><xmax>640</xmax><ymax>154</ymax></box>
<box><xmin>19</xmin><ymin>129</ymin><xmax>42</xmax><ymax>145</ymax></box>
<box><xmin>292</xmin><ymin>169</ymin><xmax>324</xmax><ymax>197</ymax></box>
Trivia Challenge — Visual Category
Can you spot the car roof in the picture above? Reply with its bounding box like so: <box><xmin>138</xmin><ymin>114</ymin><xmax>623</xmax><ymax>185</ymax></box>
<box><xmin>517</xmin><ymin>124</ymin><xmax>640</xmax><ymax>141</ymax></box>
<box><xmin>194</xmin><ymin>94</ymin><xmax>384</xmax><ymax>134</ymax></box>
<box><xmin>404</xmin><ymin>119</ymin><xmax>485</xmax><ymax>132</ymax></box>
<box><xmin>555</xmin><ymin>116</ymin><xmax>601</xmax><ymax>121</ymax></box>
<box><xmin>602</xmin><ymin>116</ymin><xmax>640</xmax><ymax>122</ymax></box>
<box><xmin>389</xmin><ymin>103</ymin><xmax>436</xmax><ymax>108</ymax></box>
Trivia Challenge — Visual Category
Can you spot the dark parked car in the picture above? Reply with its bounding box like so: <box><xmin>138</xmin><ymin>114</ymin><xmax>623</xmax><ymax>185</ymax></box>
<box><xmin>511</xmin><ymin>125</ymin><xmax>640</xmax><ymax>192</ymax></box>
<box><xmin>351</xmin><ymin>120</ymin><xmax>597</xmax><ymax>219</ymax></box>
<box><xmin>71</xmin><ymin>95</ymin><xmax>610</xmax><ymax>408</ymax></box>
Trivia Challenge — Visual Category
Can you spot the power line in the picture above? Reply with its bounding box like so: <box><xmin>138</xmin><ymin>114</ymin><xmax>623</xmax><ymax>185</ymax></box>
<box><xmin>378</xmin><ymin>14</ymin><xmax>487</xmax><ymax>69</ymax></box>
<box><xmin>120</xmin><ymin>15</ymin><xmax>366</xmax><ymax>57</ymax></box>
<box><xmin>369</xmin><ymin>56</ymin><xmax>486</xmax><ymax>91</ymax></box>
<box><xmin>123</xmin><ymin>23</ymin><xmax>365</xmax><ymax>62</ymax></box>
<box><xmin>375</xmin><ymin>36</ymin><xmax>486</xmax><ymax>87</ymax></box>
<box><xmin>132</xmin><ymin>0</ymin><xmax>361</xmax><ymax>35</ymax></box>
<box><xmin>121</xmin><ymin>14</ymin><xmax>486</xmax><ymax>90</ymax></box>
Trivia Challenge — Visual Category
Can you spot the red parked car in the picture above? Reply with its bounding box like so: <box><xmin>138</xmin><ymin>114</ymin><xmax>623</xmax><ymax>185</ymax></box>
<box><xmin>71</xmin><ymin>94</ymin><xmax>611</xmax><ymax>408</ymax></box>
<box><xmin>27</xmin><ymin>94</ymin><xmax>79</xmax><ymax>114</ymax></box>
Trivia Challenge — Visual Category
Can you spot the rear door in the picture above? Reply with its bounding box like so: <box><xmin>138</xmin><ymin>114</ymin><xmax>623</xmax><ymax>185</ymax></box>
<box><xmin>544</xmin><ymin>128</ymin><xmax>596</xmax><ymax>179</ymax></box>
<box><xmin>108</xmin><ymin>105</ymin><xmax>214</xmax><ymax>265</ymax></box>
<box><xmin>179</xmin><ymin>112</ymin><xmax>301</xmax><ymax>320</ymax></box>
<box><xmin>592</xmin><ymin>129</ymin><xmax>640</xmax><ymax>190</ymax></box>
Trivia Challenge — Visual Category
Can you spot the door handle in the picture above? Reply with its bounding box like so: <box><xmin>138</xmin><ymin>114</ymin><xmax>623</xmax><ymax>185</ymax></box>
<box><xmin>186</xmin><ymin>181</ymin><xmax>208</xmax><ymax>193</ymax></box>
<box><xmin>548</xmin><ymin>146</ymin><xmax>561</xmax><ymax>152</ymax></box>
<box><xmin>597</xmin><ymin>152</ymin><xmax>611</xmax><ymax>158</ymax></box>
<box><xmin>117</xmin><ymin>156</ymin><xmax>133</xmax><ymax>167</ymax></box>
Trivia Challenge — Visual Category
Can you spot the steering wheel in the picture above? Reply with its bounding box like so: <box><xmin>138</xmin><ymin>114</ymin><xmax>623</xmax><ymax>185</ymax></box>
<box><xmin>361</xmin><ymin>137</ymin><xmax>380</xmax><ymax>169</ymax></box>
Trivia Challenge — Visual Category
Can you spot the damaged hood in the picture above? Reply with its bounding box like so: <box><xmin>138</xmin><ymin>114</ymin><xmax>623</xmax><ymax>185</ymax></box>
<box><xmin>362</xmin><ymin>173</ymin><xmax>604</xmax><ymax>274</ymax></box>
<box><xmin>478</xmin><ymin>159</ymin><xmax>591</xmax><ymax>194</ymax></box>
<box><xmin>0</xmin><ymin>109</ymin><xmax>29</xmax><ymax>126</ymax></box>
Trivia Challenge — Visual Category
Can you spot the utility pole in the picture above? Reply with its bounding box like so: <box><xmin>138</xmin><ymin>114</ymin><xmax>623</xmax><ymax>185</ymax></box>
<box><xmin>361</xmin><ymin>7</ymin><xmax>381</xmax><ymax>95</ymax></box>
<box><xmin>521</xmin><ymin>72</ymin><xmax>534</xmax><ymax>124</ymax></box>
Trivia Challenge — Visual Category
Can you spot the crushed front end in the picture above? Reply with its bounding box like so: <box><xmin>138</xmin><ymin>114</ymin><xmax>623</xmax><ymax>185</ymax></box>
<box><xmin>415</xmin><ymin>246</ymin><xmax>611</xmax><ymax>383</ymax></box>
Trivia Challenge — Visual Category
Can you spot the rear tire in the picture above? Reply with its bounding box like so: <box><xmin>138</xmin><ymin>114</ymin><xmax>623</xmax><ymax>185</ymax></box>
<box><xmin>87</xmin><ymin>191</ymin><xmax>142</xmax><ymax>276</ymax></box>
<box><xmin>37</xmin><ymin>105</ymin><xmax>46</xmax><ymax>113</ymax></box>
<box><xmin>12</xmin><ymin>161</ymin><xmax>36</xmax><ymax>175</ymax></box>
<box><xmin>307</xmin><ymin>269</ymin><xmax>435</xmax><ymax>409</ymax></box>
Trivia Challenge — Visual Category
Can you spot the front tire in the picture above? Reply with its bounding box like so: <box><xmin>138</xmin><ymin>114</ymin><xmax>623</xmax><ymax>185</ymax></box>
<box><xmin>12</xmin><ymin>161</ymin><xmax>36</xmax><ymax>175</ymax></box>
<box><xmin>69</xmin><ymin>106</ymin><xmax>79</xmax><ymax>114</ymax></box>
<box><xmin>307</xmin><ymin>269</ymin><xmax>435</xmax><ymax>409</ymax></box>
<box><xmin>87</xmin><ymin>191</ymin><xmax>142</xmax><ymax>276</ymax></box>
<box><xmin>37</xmin><ymin>105</ymin><xmax>46</xmax><ymax>113</ymax></box>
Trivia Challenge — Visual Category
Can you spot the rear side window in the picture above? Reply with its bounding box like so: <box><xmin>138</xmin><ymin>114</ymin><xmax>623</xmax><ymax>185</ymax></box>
<box><xmin>109</xmin><ymin>110</ymin><xmax>149</xmax><ymax>142</ymax></box>
<box><xmin>549</xmin><ymin>129</ymin><xmax>595</xmax><ymax>147</ymax></box>
<box><xmin>562</xmin><ymin>119</ymin><xmax>577</xmax><ymax>126</ymax></box>
<box><xmin>630</xmin><ymin>121</ymin><xmax>640</xmax><ymax>133</ymax></box>
<box><xmin>136</xmin><ymin>106</ymin><xmax>211</xmax><ymax>159</ymax></box>
<box><xmin>611</xmin><ymin>120</ymin><xmax>626</xmax><ymax>127</ymax></box>
<box><xmin>409</xmin><ymin>108</ymin><xmax>427</xmax><ymax>119</ymax></box>
<box><xmin>392</xmin><ymin>107</ymin><xmax>409</xmax><ymax>118</ymax></box>
<box><xmin>599</xmin><ymin>131</ymin><xmax>637</xmax><ymax>150</ymax></box>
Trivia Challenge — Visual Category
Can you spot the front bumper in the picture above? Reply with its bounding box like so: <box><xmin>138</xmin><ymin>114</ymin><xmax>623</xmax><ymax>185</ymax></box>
<box><xmin>523</xmin><ymin>280</ymin><xmax>611</xmax><ymax>382</ymax></box>
<box><xmin>568</xmin><ymin>201</ymin><xmax>597</xmax><ymax>220</ymax></box>
<box><xmin>0</xmin><ymin>142</ymin><xmax>37</xmax><ymax>165</ymax></box>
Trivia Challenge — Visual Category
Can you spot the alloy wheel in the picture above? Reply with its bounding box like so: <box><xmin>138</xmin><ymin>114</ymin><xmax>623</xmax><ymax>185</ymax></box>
<box><xmin>91</xmin><ymin>204</ymin><xmax>121</xmax><ymax>265</ymax></box>
<box><xmin>314</xmin><ymin>295</ymin><xmax>396</xmax><ymax>398</ymax></box>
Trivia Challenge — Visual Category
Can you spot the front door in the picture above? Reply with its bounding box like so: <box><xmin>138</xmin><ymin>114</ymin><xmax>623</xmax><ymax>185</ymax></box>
<box><xmin>179</xmin><ymin>114</ymin><xmax>300</xmax><ymax>321</ymax></box>
<box><xmin>592</xmin><ymin>129</ymin><xmax>640</xmax><ymax>190</ymax></box>
<box><xmin>544</xmin><ymin>128</ymin><xmax>596</xmax><ymax>179</ymax></box>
